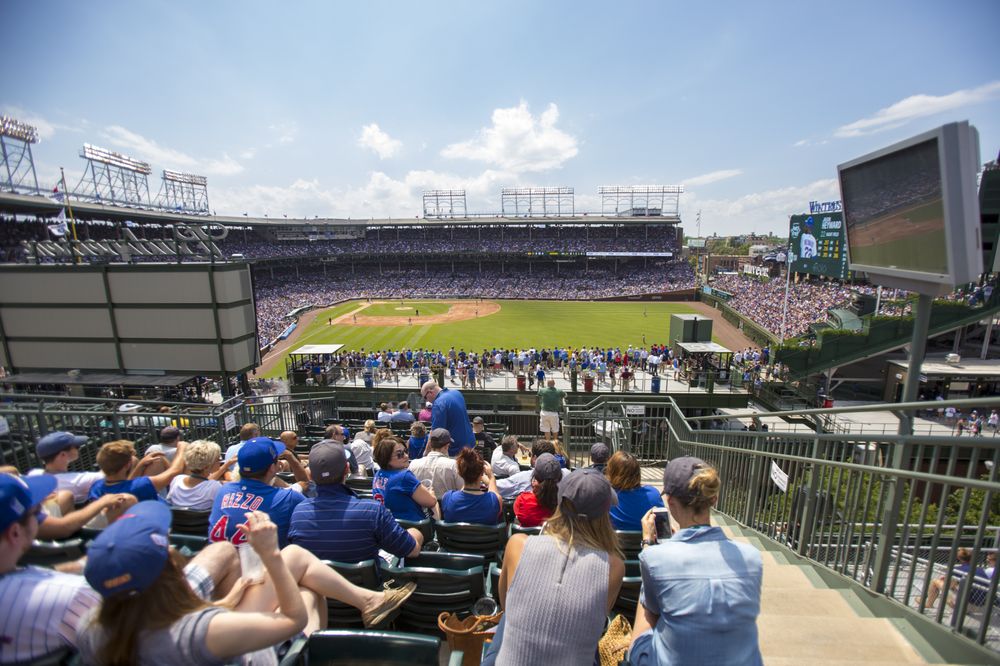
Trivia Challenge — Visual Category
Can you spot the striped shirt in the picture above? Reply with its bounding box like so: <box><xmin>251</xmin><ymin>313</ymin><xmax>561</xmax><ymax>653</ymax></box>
<box><xmin>0</xmin><ymin>567</ymin><xmax>101</xmax><ymax>663</ymax></box>
<box><xmin>288</xmin><ymin>484</ymin><xmax>415</xmax><ymax>562</ymax></box>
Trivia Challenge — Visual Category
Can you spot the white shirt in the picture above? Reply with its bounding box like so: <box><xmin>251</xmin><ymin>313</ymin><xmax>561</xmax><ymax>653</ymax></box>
<box><xmin>0</xmin><ymin>566</ymin><xmax>101</xmax><ymax>663</ymax></box>
<box><xmin>144</xmin><ymin>443</ymin><xmax>178</xmax><ymax>462</ymax></box>
<box><xmin>167</xmin><ymin>475</ymin><xmax>222</xmax><ymax>511</ymax></box>
<box><xmin>408</xmin><ymin>451</ymin><xmax>463</xmax><ymax>498</ymax></box>
<box><xmin>26</xmin><ymin>468</ymin><xmax>104</xmax><ymax>504</ymax></box>
<box><xmin>349</xmin><ymin>439</ymin><xmax>375</xmax><ymax>471</ymax></box>
<box><xmin>490</xmin><ymin>448</ymin><xmax>522</xmax><ymax>478</ymax></box>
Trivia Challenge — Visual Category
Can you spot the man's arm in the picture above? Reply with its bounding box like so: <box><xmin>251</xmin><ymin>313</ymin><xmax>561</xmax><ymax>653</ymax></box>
<box><xmin>37</xmin><ymin>494</ymin><xmax>134</xmax><ymax>539</ymax></box>
<box><xmin>279</xmin><ymin>450</ymin><xmax>310</xmax><ymax>485</ymax></box>
<box><xmin>147</xmin><ymin>442</ymin><xmax>188</xmax><ymax>492</ymax></box>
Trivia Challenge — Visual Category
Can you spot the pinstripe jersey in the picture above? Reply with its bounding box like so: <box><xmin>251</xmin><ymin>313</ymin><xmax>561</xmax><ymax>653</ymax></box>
<box><xmin>0</xmin><ymin>566</ymin><xmax>101</xmax><ymax>663</ymax></box>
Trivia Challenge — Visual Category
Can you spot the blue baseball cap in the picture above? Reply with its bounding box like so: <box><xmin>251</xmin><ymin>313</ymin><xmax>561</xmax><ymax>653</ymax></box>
<box><xmin>238</xmin><ymin>436</ymin><xmax>286</xmax><ymax>474</ymax></box>
<box><xmin>0</xmin><ymin>473</ymin><xmax>56</xmax><ymax>532</ymax></box>
<box><xmin>36</xmin><ymin>431</ymin><xmax>88</xmax><ymax>459</ymax></box>
<box><xmin>84</xmin><ymin>500</ymin><xmax>172</xmax><ymax>597</ymax></box>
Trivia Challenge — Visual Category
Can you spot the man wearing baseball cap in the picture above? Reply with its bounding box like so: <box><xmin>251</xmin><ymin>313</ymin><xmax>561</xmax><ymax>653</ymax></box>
<box><xmin>140</xmin><ymin>425</ymin><xmax>184</xmax><ymax>477</ymax></box>
<box><xmin>289</xmin><ymin>441</ymin><xmax>423</xmax><ymax>563</ymax></box>
<box><xmin>26</xmin><ymin>431</ymin><xmax>104</xmax><ymax>504</ymax></box>
<box><xmin>408</xmin><ymin>428</ymin><xmax>463</xmax><ymax>499</ymax></box>
<box><xmin>208</xmin><ymin>437</ymin><xmax>306</xmax><ymax>547</ymax></box>
<box><xmin>0</xmin><ymin>473</ymin><xmax>103</xmax><ymax>662</ymax></box>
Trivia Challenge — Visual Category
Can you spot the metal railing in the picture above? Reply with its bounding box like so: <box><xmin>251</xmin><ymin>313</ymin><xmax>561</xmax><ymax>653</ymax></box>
<box><xmin>674</xmin><ymin>396</ymin><xmax>1000</xmax><ymax>649</ymax></box>
<box><xmin>0</xmin><ymin>392</ymin><xmax>339</xmax><ymax>472</ymax></box>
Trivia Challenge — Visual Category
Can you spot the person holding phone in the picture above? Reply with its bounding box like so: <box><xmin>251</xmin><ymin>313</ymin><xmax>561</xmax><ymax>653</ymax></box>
<box><xmin>631</xmin><ymin>457</ymin><xmax>763</xmax><ymax>665</ymax></box>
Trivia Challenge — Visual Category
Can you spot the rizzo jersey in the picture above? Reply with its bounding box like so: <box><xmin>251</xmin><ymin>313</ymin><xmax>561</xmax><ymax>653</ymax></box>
<box><xmin>208</xmin><ymin>478</ymin><xmax>304</xmax><ymax>547</ymax></box>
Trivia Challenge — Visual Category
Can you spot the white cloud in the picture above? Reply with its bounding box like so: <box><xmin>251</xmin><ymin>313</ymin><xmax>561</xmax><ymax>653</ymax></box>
<box><xmin>682</xmin><ymin>178</ymin><xmax>839</xmax><ymax>236</ymax></box>
<box><xmin>268</xmin><ymin>122</ymin><xmax>298</xmax><ymax>145</ymax></box>
<box><xmin>835</xmin><ymin>80</ymin><xmax>1000</xmax><ymax>138</ymax></box>
<box><xmin>441</xmin><ymin>101</ymin><xmax>578</xmax><ymax>172</ymax></box>
<box><xmin>358</xmin><ymin>123</ymin><xmax>402</xmax><ymax>159</ymax></box>
<box><xmin>793</xmin><ymin>139</ymin><xmax>809</xmax><ymax>148</ymax></box>
<box><xmin>102</xmin><ymin>125</ymin><xmax>244</xmax><ymax>176</ymax></box>
<box><xmin>679</xmin><ymin>169</ymin><xmax>742</xmax><ymax>188</ymax></box>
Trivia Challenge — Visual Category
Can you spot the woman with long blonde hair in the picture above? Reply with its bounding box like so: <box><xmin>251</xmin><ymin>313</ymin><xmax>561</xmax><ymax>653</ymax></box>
<box><xmin>485</xmin><ymin>468</ymin><xmax>625</xmax><ymax>666</ymax></box>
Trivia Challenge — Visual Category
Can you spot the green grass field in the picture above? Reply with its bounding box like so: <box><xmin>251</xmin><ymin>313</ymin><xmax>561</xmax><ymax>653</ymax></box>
<box><xmin>263</xmin><ymin>299</ymin><xmax>702</xmax><ymax>378</ymax></box>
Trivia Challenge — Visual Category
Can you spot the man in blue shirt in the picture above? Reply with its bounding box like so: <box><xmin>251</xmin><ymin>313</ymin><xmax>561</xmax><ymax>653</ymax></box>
<box><xmin>288</xmin><ymin>441</ymin><xmax>422</xmax><ymax>562</ymax></box>
<box><xmin>209</xmin><ymin>437</ymin><xmax>305</xmax><ymax>547</ymax></box>
<box><xmin>421</xmin><ymin>380</ymin><xmax>475</xmax><ymax>457</ymax></box>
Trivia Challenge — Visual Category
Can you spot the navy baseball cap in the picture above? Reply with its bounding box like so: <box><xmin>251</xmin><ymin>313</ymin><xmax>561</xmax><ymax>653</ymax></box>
<box><xmin>36</xmin><ymin>431</ymin><xmax>88</xmax><ymax>459</ymax></box>
<box><xmin>238</xmin><ymin>437</ymin><xmax>286</xmax><ymax>474</ymax></box>
<box><xmin>0</xmin><ymin>473</ymin><xmax>56</xmax><ymax>532</ymax></box>
<box><xmin>84</xmin><ymin>501</ymin><xmax>171</xmax><ymax>597</ymax></box>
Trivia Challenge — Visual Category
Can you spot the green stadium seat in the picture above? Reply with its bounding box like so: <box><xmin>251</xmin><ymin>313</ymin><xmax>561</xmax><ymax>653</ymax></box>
<box><xmin>23</xmin><ymin>538</ymin><xmax>86</xmax><ymax>567</ymax></box>
<box><xmin>396</xmin><ymin>517</ymin><xmax>434</xmax><ymax>545</ymax></box>
<box><xmin>169</xmin><ymin>506</ymin><xmax>211</xmax><ymax>536</ymax></box>
<box><xmin>380</xmin><ymin>557</ymin><xmax>485</xmax><ymax>634</ymax></box>
<box><xmin>299</xmin><ymin>629</ymin><xmax>441</xmax><ymax>666</ymax></box>
<box><xmin>612</xmin><ymin>560</ymin><xmax>642</xmax><ymax>619</ymax></box>
<box><xmin>322</xmin><ymin>560</ymin><xmax>382</xmax><ymax>628</ymax></box>
<box><xmin>615</xmin><ymin>530</ymin><xmax>643</xmax><ymax>561</ymax></box>
<box><xmin>434</xmin><ymin>521</ymin><xmax>507</xmax><ymax>563</ymax></box>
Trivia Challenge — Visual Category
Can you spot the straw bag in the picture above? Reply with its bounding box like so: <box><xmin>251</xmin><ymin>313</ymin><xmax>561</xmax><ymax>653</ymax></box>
<box><xmin>437</xmin><ymin>611</ymin><xmax>503</xmax><ymax>666</ymax></box>
<box><xmin>597</xmin><ymin>614</ymin><xmax>632</xmax><ymax>666</ymax></box>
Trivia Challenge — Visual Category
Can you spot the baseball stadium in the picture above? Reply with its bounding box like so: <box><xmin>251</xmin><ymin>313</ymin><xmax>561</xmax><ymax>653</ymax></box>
<box><xmin>2</xmin><ymin>110</ymin><xmax>1000</xmax><ymax>666</ymax></box>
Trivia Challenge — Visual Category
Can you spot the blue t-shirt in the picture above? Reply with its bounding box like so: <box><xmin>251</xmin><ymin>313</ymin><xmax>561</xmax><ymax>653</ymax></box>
<box><xmin>408</xmin><ymin>435</ymin><xmax>428</xmax><ymax>460</ymax></box>
<box><xmin>288</xmin><ymin>484</ymin><xmax>415</xmax><ymax>562</ymax></box>
<box><xmin>610</xmin><ymin>485</ymin><xmax>665</xmax><ymax>531</ymax></box>
<box><xmin>88</xmin><ymin>476</ymin><xmax>159</xmax><ymax>503</ymax></box>
<box><xmin>431</xmin><ymin>388</ymin><xmax>476</xmax><ymax>456</ymax></box>
<box><xmin>440</xmin><ymin>490</ymin><xmax>502</xmax><ymax>525</ymax></box>
<box><xmin>209</xmin><ymin>478</ymin><xmax>305</xmax><ymax>548</ymax></box>
<box><xmin>372</xmin><ymin>469</ymin><xmax>425</xmax><ymax>521</ymax></box>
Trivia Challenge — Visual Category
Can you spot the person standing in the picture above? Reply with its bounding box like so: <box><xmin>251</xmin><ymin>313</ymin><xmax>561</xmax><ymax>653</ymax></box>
<box><xmin>537</xmin><ymin>379</ymin><xmax>567</xmax><ymax>441</ymax></box>
<box><xmin>421</xmin><ymin>380</ymin><xmax>475</xmax><ymax>456</ymax></box>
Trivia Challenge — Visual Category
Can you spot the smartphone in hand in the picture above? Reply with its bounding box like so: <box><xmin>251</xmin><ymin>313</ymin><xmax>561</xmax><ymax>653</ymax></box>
<box><xmin>651</xmin><ymin>507</ymin><xmax>672</xmax><ymax>540</ymax></box>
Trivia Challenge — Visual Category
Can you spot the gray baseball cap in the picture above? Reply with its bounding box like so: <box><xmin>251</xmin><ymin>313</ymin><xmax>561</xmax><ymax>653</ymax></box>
<box><xmin>558</xmin><ymin>468</ymin><xmax>618</xmax><ymax>519</ymax></box>
<box><xmin>532</xmin><ymin>453</ymin><xmax>562</xmax><ymax>481</ymax></box>
<box><xmin>309</xmin><ymin>441</ymin><xmax>348</xmax><ymax>483</ymax></box>
<box><xmin>430</xmin><ymin>428</ymin><xmax>452</xmax><ymax>444</ymax></box>
<box><xmin>589</xmin><ymin>442</ymin><xmax>610</xmax><ymax>464</ymax></box>
<box><xmin>662</xmin><ymin>456</ymin><xmax>707</xmax><ymax>502</ymax></box>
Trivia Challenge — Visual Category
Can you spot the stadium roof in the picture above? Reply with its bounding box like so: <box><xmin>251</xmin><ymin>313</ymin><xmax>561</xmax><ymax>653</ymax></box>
<box><xmin>2</xmin><ymin>371</ymin><xmax>195</xmax><ymax>387</ymax></box>
<box><xmin>290</xmin><ymin>344</ymin><xmax>345</xmax><ymax>355</ymax></box>
<box><xmin>0</xmin><ymin>192</ymin><xmax>680</xmax><ymax>228</ymax></box>
<box><xmin>677</xmin><ymin>342</ymin><xmax>732</xmax><ymax>354</ymax></box>
<box><xmin>888</xmin><ymin>357</ymin><xmax>1000</xmax><ymax>377</ymax></box>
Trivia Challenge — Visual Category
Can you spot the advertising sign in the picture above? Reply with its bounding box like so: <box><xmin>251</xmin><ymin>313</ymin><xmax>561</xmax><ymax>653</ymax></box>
<box><xmin>788</xmin><ymin>212</ymin><xmax>849</xmax><ymax>280</ymax></box>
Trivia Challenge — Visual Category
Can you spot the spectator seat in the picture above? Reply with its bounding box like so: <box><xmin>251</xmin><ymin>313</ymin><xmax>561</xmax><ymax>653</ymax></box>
<box><xmin>434</xmin><ymin>521</ymin><xmax>507</xmax><ymax>563</ymax></box>
<box><xmin>396</xmin><ymin>517</ymin><xmax>434</xmax><ymax>545</ymax></box>
<box><xmin>322</xmin><ymin>560</ymin><xmax>382</xmax><ymax>628</ymax></box>
<box><xmin>295</xmin><ymin>629</ymin><xmax>442</xmax><ymax>666</ymax></box>
<box><xmin>381</xmin><ymin>555</ymin><xmax>486</xmax><ymax>634</ymax></box>
<box><xmin>170</xmin><ymin>506</ymin><xmax>211</xmax><ymax>536</ymax></box>
<box><xmin>615</xmin><ymin>530</ymin><xmax>643</xmax><ymax>561</ymax></box>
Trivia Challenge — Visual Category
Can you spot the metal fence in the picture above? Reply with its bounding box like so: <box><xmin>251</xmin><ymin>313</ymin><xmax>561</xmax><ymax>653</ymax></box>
<box><xmin>0</xmin><ymin>392</ymin><xmax>340</xmax><ymax>472</ymax></box>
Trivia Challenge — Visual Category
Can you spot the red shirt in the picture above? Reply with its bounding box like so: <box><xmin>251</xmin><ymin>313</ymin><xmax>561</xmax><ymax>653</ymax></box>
<box><xmin>513</xmin><ymin>491</ymin><xmax>553</xmax><ymax>527</ymax></box>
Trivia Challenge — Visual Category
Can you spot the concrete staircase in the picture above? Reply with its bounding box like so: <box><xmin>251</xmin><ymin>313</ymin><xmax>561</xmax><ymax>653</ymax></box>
<box><xmin>717</xmin><ymin>518</ymin><xmax>999</xmax><ymax>665</ymax></box>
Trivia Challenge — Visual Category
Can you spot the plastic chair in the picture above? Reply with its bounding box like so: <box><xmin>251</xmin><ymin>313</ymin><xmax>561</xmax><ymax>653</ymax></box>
<box><xmin>322</xmin><ymin>560</ymin><xmax>382</xmax><ymax>628</ymax></box>
<box><xmin>396</xmin><ymin>517</ymin><xmax>434</xmax><ymax>545</ymax></box>
<box><xmin>434</xmin><ymin>521</ymin><xmax>508</xmax><ymax>563</ymax></box>
<box><xmin>301</xmin><ymin>629</ymin><xmax>441</xmax><ymax>666</ymax></box>
<box><xmin>169</xmin><ymin>506</ymin><xmax>211</xmax><ymax>536</ymax></box>
<box><xmin>404</xmin><ymin>551</ymin><xmax>485</xmax><ymax>571</ymax></box>
<box><xmin>345</xmin><ymin>474</ymin><xmax>374</xmax><ymax>496</ymax></box>
<box><xmin>381</xmin><ymin>556</ymin><xmax>486</xmax><ymax>634</ymax></box>
<box><xmin>613</xmin><ymin>559</ymin><xmax>642</xmax><ymax>619</ymax></box>
<box><xmin>23</xmin><ymin>539</ymin><xmax>86</xmax><ymax>567</ymax></box>
<box><xmin>615</xmin><ymin>530</ymin><xmax>644</xmax><ymax>561</ymax></box>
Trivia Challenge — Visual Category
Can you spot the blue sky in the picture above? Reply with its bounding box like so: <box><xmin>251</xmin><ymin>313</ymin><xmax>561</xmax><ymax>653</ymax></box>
<box><xmin>3</xmin><ymin>0</ymin><xmax>999</xmax><ymax>235</ymax></box>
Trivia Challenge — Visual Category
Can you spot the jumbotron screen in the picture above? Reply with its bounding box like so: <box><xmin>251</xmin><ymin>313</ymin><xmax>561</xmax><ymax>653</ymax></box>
<box><xmin>839</xmin><ymin>137</ymin><xmax>947</xmax><ymax>276</ymax></box>
<box><xmin>788</xmin><ymin>212</ymin><xmax>849</xmax><ymax>280</ymax></box>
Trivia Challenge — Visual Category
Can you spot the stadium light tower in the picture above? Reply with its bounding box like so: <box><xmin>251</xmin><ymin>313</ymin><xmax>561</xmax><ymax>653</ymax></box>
<box><xmin>73</xmin><ymin>143</ymin><xmax>153</xmax><ymax>208</ymax></box>
<box><xmin>156</xmin><ymin>169</ymin><xmax>210</xmax><ymax>214</ymax></box>
<box><xmin>501</xmin><ymin>187</ymin><xmax>574</xmax><ymax>217</ymax></box>
<box><xmin>0</xmin><ymin>115</ymin><xmax>41</xmax><ymax>194</ymax></box>
<box><xmin>598</xmin><ymin>185</ymin><xmax>683</xmax><ymax>218</ymax></box>
<box><xmin>423</xmin><ymin>190</ymin><xmax>467</xmax><ymax>218</ymax></box>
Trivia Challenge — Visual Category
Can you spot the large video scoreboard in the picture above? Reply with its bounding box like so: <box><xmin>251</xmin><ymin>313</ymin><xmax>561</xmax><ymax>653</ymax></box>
<box><xmin>788</xmin><ymin>211</ymin><xmax>850</xmax><ymax>280</ymax></box>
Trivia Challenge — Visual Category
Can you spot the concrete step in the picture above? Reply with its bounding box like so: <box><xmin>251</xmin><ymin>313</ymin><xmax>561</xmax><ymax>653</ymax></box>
<box><xmin>758</xmin><ymin>614</ymin><xmax>926</xmax><ymax>663</ymax></box>
<box><xmin>760</xmin><ymin>586</ymin><xmax>856</xmax><ymax>617</ymax></box>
